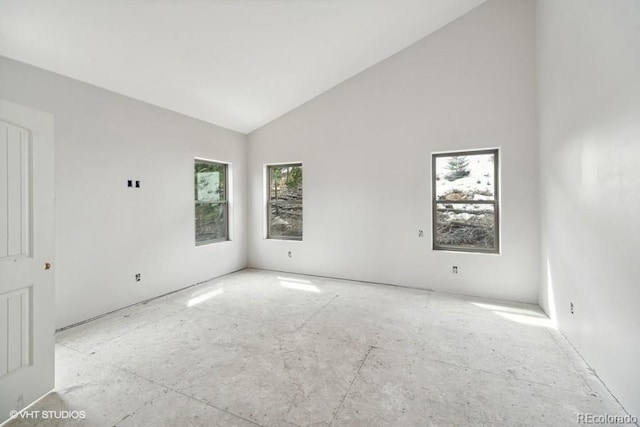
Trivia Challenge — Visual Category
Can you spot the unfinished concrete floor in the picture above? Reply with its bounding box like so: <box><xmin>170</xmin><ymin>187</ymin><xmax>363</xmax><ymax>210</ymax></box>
<box><xmin>5</xmin><ymin>269</ymin><xmax>635</xmax><ymax>426</ymax></box>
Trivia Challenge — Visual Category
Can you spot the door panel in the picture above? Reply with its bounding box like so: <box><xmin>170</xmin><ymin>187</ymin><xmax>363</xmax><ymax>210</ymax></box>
<box><xmin>1</xmin><ymin>121</ymin><xmax>30</xmax><ymax>258</ymax></box>
<box><xmin>0</xmin><ymin>100</ymin><xmax>55</xmax><ymax>424</ymax></box>
<box><xmin>1</xmin><ymin>287</ymin><xmax>31</xmax><ymax>375</ymax></box>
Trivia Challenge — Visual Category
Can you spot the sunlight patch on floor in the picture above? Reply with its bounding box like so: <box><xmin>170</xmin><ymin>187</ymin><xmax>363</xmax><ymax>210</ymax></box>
<box><xmin>278</xmin><ymin>277</ymin><xmax>321</xmax><ymax>293</ymax></box>
<box><xmin>187</xmin><ymin>288</ymin><xmax>224</xmax><ymax>307</ymax></box>
<box><xmin>471</xmin><ymin>302</ymin><xmax>556</xmax><ymax>329</ymax></box>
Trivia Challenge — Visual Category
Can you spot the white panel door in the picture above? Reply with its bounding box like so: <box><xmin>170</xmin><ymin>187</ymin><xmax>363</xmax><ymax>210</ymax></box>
<box><xmin>0</xmin><ymin>100</ymin><xmax>55</xmax><ymax>424</ymax></box>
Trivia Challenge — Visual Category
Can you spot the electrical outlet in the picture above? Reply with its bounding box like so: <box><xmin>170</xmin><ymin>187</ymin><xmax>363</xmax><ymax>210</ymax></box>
<box><xmin>287</xmin><ymin>251</ymin><xmax>292</xmax><ymax>258</ymax></box>
<box><xmin>570</xmin><ymin>302</ymin><xmax>574</xmax><ymax>314</ymax></box>
<box><xmin>418</xmin><ymin>229</ymin><xmax>424</xmax><ymax>238</ymax></box>
<box><xmin>135</xmin><ymin>273</ymin><xmax>141</xmax><ymax>282</ymax></box>
<box><xmin>452</xmin><ymin>266</ymin><xmax>458</xmax><ymax>274</ymax></box>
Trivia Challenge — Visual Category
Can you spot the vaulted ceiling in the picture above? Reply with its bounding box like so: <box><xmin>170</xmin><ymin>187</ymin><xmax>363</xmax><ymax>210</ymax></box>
<box><xmin>0</xmin><ymin>0</ymin><xmax>485</xmax><ymax>133</ymax></box>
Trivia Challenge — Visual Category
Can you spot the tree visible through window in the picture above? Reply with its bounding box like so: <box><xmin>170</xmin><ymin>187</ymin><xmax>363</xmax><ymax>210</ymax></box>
<box><xmin>432</xmin><ymin>149</ymin><xmax>499</xmax><ymax>253</ymax></box>
<box><xmin>195</xmin><ymin>160</ymin><xmax>228</xmax><ymax>244</ymax></box>
<box><xmin>267</xmin><ymin>164</ymin><xmax>302</xmax><ymax>240</ymax></box>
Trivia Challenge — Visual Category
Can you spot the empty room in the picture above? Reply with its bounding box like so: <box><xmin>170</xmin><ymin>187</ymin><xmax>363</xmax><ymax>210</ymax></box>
<box><xmin>1</xmin><ymin>0</ymin><xmax>639</xmax><ymax>425</ymax></box>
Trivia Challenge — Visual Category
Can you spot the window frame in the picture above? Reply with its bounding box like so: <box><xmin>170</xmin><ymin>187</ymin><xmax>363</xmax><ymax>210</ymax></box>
<box><xmin>431</xmin><ymin>148</ymin><xmax>500</xmax><ymax>254</ymax></box>
<box><xmin>194</xmin><ymin>159</ymin><xmax>229</xmax><ymax>246</ymax></box>
<box><xmin>266</xmin><ymin>163</ymin><xmax>303</xmax><ymax>241</ymax></box>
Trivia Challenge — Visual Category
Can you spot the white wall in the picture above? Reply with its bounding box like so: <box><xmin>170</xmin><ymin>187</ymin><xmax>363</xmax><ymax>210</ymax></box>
<box><xmin>248</xmin><ymin>0</ymin><xmax>539</xmax><ymax>303</ymax></box>
<box><xmin>2</xmin><ymin>0</ymin><xmax>636</xmax><ymax>413</ymax></box>
<box><xmin>537</xmin><ymin>0</ymin><xmax>640</xmax><ymax>416</ymax></box>
<box><xmin>0</xmin><ymin>57</ymin><xmax>248</xmax><ymax>328</ymax></box>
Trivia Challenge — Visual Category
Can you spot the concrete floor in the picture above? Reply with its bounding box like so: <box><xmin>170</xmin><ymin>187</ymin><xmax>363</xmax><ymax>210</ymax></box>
<box><xmin>5</xmin><ymin>269</ymin><xmax>634</xmax><ymax>426</ymax></box>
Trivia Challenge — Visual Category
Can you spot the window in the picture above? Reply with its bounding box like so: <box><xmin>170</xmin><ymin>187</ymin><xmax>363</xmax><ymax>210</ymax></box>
<box><xmin>432</xmin><ymin>149</ymin><xmax>499</xmax><ymax>253</ymax></box>
<box><xmin>267</xmin><ymin>164</ymin><xmax>302</xmax><ymax>240</ymax></box>
<box><xmin>195</xmin><ymin>160</ymin><xmax>228</xmax><ymax>244</ymax></box>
